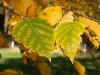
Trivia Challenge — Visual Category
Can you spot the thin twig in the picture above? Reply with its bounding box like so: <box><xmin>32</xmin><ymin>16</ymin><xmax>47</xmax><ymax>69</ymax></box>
<box><xmin>0</xmin><ymin>4</ymin><xmax>25</xmax><ymax>20</ymax></box>
<box><xmin>53</xmin><ymin>0</ymin><xmax>100</xmax><ymax>23</ymax></box>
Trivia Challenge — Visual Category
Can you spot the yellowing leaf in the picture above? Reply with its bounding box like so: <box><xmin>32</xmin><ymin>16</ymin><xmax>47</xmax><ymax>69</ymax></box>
<box><xmin>3</xmin><ymin>0</ymin><xmax>37</xmax><ymax>16</ymax></box>
<box><xmin>79</xmin><ymin>17</ymin><xmax>100</xmax><ymax>47</ymax></box>
<box><xmin>55</xmin><ymin>22</ymin><xmax>85</xmax><ymax>63</ymax></box>
<box><xmin>39</xmin><ymin>6</ymin><xmax>62</xmax><ymax>26</ymax></box>
<box><xmin>37</xmin><ymin>62</ymin><xmax>52</xmax><ymax>75</ymax></box>
<box><xmin>12</xmin><ymin>18</ymin><xmax>54</xmax><ymax>61</ymax></box>
<box><xmin>59</xmin><ymin>11</ymin><xmax>74</xmax><ymax>25</ymax></box>
<box><xmin>74</xmin><ymin>61</ymin><xmax>85</xmax><ymax>75</ymax></box>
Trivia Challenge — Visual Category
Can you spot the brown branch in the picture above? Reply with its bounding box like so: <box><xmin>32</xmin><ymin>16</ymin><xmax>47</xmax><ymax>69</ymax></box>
<box><xmin>53</xmin><ymin>0</ymin><xmax>100</xmax><ymax>24</ymax></box>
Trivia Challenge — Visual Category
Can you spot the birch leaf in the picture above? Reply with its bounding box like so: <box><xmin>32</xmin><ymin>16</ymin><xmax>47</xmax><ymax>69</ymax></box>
<box><xmin>39</xmin><ymin>6</ymin><xmax>62</xmax><ymax>26</ymax></box>
<box><xmin>3</xmin><ymin>0</ymin><xmax>37</xmax><ymax>16</ymax></box>
<box><xmin>74</xmin><ymin>61</ymin><xmax>85</xmax><ymax>75</ymax></box>
<box><xmin>59</xmin><ymin>11</ymin><xmax>74</xmax><ymax>25</ymax></box>
<box><xmin>55</xmin><ymin>22</ymin><xmax>85</xmax><ymax>63</ymax></box>
<box><xmin>12</xmin><ymin>18</ymin><xmax>54</xmax><ymax>61</ymax></box>
<box><xmin>79</xmin><ymin>17</ymin><xmax>100</xmax><ymax>47</ymax></box>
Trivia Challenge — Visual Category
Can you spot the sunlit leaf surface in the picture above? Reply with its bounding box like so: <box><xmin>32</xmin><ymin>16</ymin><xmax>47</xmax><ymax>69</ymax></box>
<box><xmin>39</xmin><ymin>6</ymin><xmax>62</xmax><ymax>26</ymax></box>
<box><xmin>55</xmin><ymin>22</ymin><xmax>85</xmax><ymax>63</ymax></box>
<box><xmin>12</xmin><ymin>18</ymin><xmax>54</xmax><ymax>60</ymax></box>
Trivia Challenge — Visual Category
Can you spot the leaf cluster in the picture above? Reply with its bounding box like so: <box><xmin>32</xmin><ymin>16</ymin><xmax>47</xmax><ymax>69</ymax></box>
<box><xmin>0</xmin><ymin>0</ymin><xmax>100</xmax><ymax>75</ymax></box>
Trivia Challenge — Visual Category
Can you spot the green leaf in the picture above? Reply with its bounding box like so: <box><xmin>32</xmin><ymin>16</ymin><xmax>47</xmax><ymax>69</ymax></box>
<box><xmin>55</xmin><ymin>22</ymin><xmax>85</xmax><ymax>63</ymax></box>
<box><xmin>12</xmin><ymin>18</ymin><xmax>54</xmax><ymax>60</ymax></box>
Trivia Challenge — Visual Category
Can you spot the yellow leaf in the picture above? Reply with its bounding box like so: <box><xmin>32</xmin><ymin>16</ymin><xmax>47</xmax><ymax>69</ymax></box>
<box><xmin>55</xmin><ymin>22</ymin><xmax>85</xmax><ymax>63</ymax></box>
<box><xmin>84</xmin><ymin>30</ymin><xmax>99</xmax><ymax>47</ymax></box>
<box><xmin>39</xmin><ymin>6</ymin><xmax>62</xmax><ymax>26</ymax></box>
<box><xmin>3</xmin><ymin>0</ymin><xmax>37</xmax><ymax>16</ymax></box>
<box><xmin>59</xmin><ymin>11</ymin><xmax>74</xmax><ymax>25</ymax></box>
<box><xmin>79</xmin><ymin>17</ymin><xmax>100</xmax><ymax>47</ymax></box>
<box><xmin>74</xmin><ymin>61</ymin><xmax>85</xmax><ymax>75</ymax></box>
<box><xmin>37</xmin><ymin>62</ymin><xmax>52</xmax><ymax>75</ymax></box>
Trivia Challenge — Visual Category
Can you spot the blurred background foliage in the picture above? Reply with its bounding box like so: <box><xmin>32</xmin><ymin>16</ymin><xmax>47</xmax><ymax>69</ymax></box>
<box><xmin>54</xmin><ymin>0</ymin><xmax>100</xmax><ymax>20</ymax></box>
<box><xmin>0</xmin><ymin>0</ymin><xmax>100</xmax><ymax>75</ymax></box>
